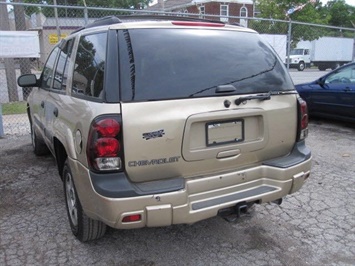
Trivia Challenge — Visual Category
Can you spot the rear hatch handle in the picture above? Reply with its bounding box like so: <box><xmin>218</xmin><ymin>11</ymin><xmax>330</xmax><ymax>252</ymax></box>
<box><xmin>235</xmin><ymin>92</ymin><xmax>271</xmax><ymax>105</ymax></box>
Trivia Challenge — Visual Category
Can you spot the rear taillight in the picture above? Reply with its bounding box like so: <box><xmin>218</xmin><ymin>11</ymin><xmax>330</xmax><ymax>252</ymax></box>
<box><xmin>87</xmin><ymin>116</ymin><xmax>124</xmax><ymax>172</ymax></box>
<box><xmin>297</xmin><ymin>97</ymin><xmax>309</xmax><ymax>141</ymax></box>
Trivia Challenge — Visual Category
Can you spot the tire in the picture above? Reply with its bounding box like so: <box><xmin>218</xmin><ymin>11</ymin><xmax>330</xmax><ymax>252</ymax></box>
<box><xmin>31</xmin><ymin>123</ymin><xmax>49</xmax><ymax>156</ymax></box>
<box><xmin>63</xmin><ymin>159</ymin><xmax>107</xmax><ymax>242</ymax></box>
<box><xmin>331</xmin><ymin>63</ymin><xmax>340</xmax><ymax>70</ymax></box>
<box><xmin>297</xmin><ymin>62</ymin><xmax>305</xmax><ymax>71</ymax></box>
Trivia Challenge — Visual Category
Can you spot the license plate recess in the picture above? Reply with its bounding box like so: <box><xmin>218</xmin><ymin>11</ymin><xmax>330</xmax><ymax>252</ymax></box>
<box><xmin>206</xmin><ymin>119</ymin><xmax>244</xmax><ymax>146</ymax></box>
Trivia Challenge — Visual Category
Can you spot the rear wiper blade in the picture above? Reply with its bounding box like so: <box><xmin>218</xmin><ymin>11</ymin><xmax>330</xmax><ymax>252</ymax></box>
<box><xmin>189</xmin><ymin>58</ymin><xmax>278</xmax><ymax>98</ymax></box>
<box><xmin>235</xmin><ymin>92</ymin><xmax>271</xmax><ymax>106</ymax></box>
<box><xmin>234</xmin><ymin>91</ymin><xmax>297</xmax><ymax>105</ymax></box>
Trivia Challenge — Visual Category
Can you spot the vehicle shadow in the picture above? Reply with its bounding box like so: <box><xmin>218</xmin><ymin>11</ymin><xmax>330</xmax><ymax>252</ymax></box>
<box><xmin>309</xmin><ymin>117</ymin><xmax>355</xmax><ymax>130</ymax></box>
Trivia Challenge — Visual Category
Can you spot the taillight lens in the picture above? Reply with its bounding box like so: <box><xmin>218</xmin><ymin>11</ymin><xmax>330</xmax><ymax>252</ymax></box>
<box><xmin>297</xmin><ymin>97</ymin><xmax>309</xmax><ymax>141</ymax></box>
<box><xmin>95</xmin><ymin>138</ymin><xmax>120</xmax><ymax>157</ymax></box>
<box><xmin>95</xmin><ymin>119</ymin><xmax>120</xmax><ymax>137</ymax></box>
<box><xmin>87</xmin><ymin>116</ymin><xmax>124</xmax><ymax>172</ymax></box>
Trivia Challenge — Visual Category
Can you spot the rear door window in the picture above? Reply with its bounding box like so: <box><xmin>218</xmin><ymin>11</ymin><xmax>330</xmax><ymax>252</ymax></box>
<box><xmin>52</xmin><ymin>39</ymin><xmax>74</xmax><ymax>92</ymax></box>
<box><xmin>41</xmin><ymin>47</ymin><xmax>60</xmax><ymax>90</ymax></box>
<box><xmin>118</xmin><ymin>28</ymin><xmax>293</xmax><ymax>102</ymax></box>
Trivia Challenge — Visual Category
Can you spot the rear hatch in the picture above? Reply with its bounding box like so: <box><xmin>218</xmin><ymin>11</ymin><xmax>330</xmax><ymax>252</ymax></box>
<box><xmin>117</xmin><ymin>24</ymin><xmax>297</xmax><ymax>183</ymax></box>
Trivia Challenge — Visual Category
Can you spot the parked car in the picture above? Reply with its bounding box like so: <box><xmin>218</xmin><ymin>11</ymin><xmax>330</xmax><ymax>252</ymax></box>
<box><xmin>17</xmin><ymin>15</ymin><xmax>312</xmax><ymax>242</ymax></box>
<box><xmin>295</xmin><ymin>62</ymin><xmax>355</xmax><ymax>123</ymax></box>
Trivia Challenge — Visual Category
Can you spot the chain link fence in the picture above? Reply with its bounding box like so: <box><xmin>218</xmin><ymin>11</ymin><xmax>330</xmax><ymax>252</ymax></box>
<box><xmin>1</xmin><ymin>2</ymin><xmax>354</xmax><ymax>137</ymax></box>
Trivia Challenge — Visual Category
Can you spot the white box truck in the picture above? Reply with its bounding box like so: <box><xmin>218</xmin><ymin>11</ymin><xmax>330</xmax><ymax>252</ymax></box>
<box><xmin>261</xmin><ymin>34</ymin><xmax>287</xmax><ymax>61</ymax></box>
<box><xmin>286</xmin><ymin>37</ymin><xmax>354</xmax><ymax>71</ymax></box>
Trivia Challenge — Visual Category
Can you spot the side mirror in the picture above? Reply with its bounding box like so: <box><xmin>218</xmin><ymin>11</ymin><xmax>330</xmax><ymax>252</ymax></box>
<box><xmin>17</xmin><ymin>74</ymin><xmax>39</xmax><ymax>87</ymax></box>
<box><xmin>315</xmin><ymin>77</ymin><xmax>330</xmax><ymax>89</ymax></box>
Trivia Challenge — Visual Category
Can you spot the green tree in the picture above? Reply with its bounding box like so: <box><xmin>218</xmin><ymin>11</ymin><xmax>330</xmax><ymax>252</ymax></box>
<box><xmin>256</xmin><ymin>0</ymin><xmax>328</xmax><ymax>22</ymax></box>
<box><xmin>326</xmin><ymin>0</ymin><xmax>355</xmax><ymax>27</ymax></box>
<box><xmin>14</xmin><ymin>0</ymin><xmax>152</xmax><ymax>17</ymax></box>
<box><xmin>255</xmin><ymin>0</ymin><xmax>330</xmax><ymax>43</ymax></box>
<box><xmin>86</xmin><ymin>0</ymin><xmax>152</xmax><ymax>9</ymax></box>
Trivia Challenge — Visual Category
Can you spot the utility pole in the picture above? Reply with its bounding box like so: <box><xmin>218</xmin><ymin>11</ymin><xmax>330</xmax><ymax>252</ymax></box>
<box><xmin>53</xmin><ymin>0</ymin><xmax>61</xmax><ymax>40</ymax></box>
<box><xmin>286</xmin><ymin>19</ymin><xmax>292</xmax><ymax>70</ymax></box>
<box><xmin>83</xmin><ymin>0</ymin><xmax>88</xmax><ymax>25</ymax></box>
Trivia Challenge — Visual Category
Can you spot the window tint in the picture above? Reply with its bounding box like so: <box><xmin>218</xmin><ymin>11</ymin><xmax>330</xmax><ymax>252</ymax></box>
<box><xmin>119</xmin><ymin>29</ymin><xmax>293</xmax><ymax>102</ymax></box>
<box><xmin>53</xmin><ymin>39</ymin><xmax>74</xmax><ymax>91</ymax></box>
<box><xmin>41</xmin><ymin>47</ymin><xmax>60</xmax><ymax>89</ymax></box>
<box><xmin>72</xmin><ymin>32</ymin><xmax>107</xmax><ymax>98</ymax></box>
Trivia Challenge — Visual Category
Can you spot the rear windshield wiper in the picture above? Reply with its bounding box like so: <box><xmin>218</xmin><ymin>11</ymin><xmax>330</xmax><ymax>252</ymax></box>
<box><xmin>235</xmin><ymin>92</ymin><xmax>271</xmax><ymax>105</ymax></box>
<box><xmin>234</xmin><ymin>90</ymin><xmax>297</xmax><ymax>105</ymax></box>
<box><xmin>189</xmin><ymin>57</ymin><xmax>278</xmax><ymax>98</ymax></box>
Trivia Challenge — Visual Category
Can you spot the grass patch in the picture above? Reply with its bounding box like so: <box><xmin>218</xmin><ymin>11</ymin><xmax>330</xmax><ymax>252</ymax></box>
<box><xmin>1</xmin><ymin>101</ymin><xmax>27</xmax><ymax>115</ymax></box>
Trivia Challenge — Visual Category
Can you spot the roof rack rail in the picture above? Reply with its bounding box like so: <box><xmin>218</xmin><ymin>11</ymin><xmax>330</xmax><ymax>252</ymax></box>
<box><xmin>70</xmin><ymin>14</ymin><xmax>226</xmax><ymax>35</ymax></box>
<box><xmin>117</xmin><ymin>14</ymin><xmax>225</xmax><ymax>25</ymax></box>
<box><xmin>71</xmin><ymin>16</ymin><xmax>122</xmax><ymax>34</ymax></box>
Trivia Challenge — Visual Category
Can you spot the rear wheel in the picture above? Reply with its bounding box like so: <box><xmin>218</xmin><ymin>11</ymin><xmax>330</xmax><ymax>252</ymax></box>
<box><xmin>31</xmin><ymin>123</ymin><xmax>49</xmax><ymax>156</ymax></box>
<box><xmin>63</xmin><ymin>159</ymin><xmax>107</xmax><ymax>242</ymax></box>
<box><xmin>297</xmin><ymin>62</ymin><xmax>305</xmax><ymax>71</ymax></box>
<box><xmin>331</xmin><ymin>63</ymin><xmax>340</xmax><ymax>70</ymax></box>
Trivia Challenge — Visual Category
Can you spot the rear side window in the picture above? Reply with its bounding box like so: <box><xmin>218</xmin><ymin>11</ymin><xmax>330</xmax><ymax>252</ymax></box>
<box><xmin>72</xmin><ymin>32</ymin><xmax>107</xmax><ymax>98</ymax></box>
<box><xmin>53</xmin><ymin>39</ymin><xmax>74</xmax><ymax>91</ymax></box>
<box><xmin>41</xmin><ymin>47</ymin><xmax>60</xmax><ymax>90</ymax></box>
<box><xmin>119</xmin><ymin>29</ymin><xmax>293</xmax><ymax>102</ymax></box>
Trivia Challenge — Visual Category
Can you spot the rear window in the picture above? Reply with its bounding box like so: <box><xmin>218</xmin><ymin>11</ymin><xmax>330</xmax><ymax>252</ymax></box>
<box><xmin>118</xmin><ymin>28</ymin><xmax>293</xmax><ymax>101</ymax></box>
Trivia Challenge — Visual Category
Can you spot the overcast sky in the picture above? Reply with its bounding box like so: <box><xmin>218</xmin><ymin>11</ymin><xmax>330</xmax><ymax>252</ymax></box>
<box><xmin>344</xmin><ymin>0</ymin><xmax>354</xmax><ymax>6</ymax></box>
<box><xmin>322</xmin><ymin>0</ymin><xmax>355</xmax><ymax>6</ymax></box>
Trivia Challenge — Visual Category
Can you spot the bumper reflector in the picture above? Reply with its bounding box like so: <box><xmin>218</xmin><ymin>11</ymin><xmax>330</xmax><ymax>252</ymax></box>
<box><xmin>122</xmin><ymin>214</ymin><xmax>141</xmax><ymax>223</ymax></box>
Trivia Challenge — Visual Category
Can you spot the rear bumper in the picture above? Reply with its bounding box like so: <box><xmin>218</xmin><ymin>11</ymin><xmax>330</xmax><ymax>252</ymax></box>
<box><xmin>69</xmin><ymin>144</ymin><xmax>311</xmax><ymax>229</ymax></box>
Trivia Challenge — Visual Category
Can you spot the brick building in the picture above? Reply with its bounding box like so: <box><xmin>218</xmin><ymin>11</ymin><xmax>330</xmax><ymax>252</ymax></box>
<box><xmin>148</xmin><ymin>0</ymin><xmax>255</xmax><ymax>26</ymax></box>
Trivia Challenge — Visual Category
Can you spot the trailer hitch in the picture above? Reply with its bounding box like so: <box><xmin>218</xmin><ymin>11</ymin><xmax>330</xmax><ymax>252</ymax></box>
<box><xmin>218</xmin><ymin>201</ymin><xmax>251</xmax><ymax>222</ymax></box>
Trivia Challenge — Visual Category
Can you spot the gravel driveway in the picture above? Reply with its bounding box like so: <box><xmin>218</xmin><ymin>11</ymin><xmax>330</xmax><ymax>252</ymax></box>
<box><xmin>0</xmin><ymin>119</ymin><xmax>354</xmax><ymax>265</ymax></box>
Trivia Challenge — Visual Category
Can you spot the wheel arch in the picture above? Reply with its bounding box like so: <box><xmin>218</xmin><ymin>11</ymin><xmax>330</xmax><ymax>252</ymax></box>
<box><xmin>54</xmin><ymin>137</ymin><xmax>68</xmax><ymax>180</ymax></box>
<box><xmin>27</xmin><ymin>103</ymin><xmax>31</xmax><ymax>125</ymax></box>
<box><xmin>53</xmin><ymin>127</ymin><xmax>80</xmax><ymax>180</ymax></box>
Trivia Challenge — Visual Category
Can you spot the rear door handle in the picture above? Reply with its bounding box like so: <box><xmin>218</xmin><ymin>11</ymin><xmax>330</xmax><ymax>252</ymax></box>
<box><xmin>53</xmin><ymin>107</ymin><xmax>58</xmax><ymax>117</ymax></box>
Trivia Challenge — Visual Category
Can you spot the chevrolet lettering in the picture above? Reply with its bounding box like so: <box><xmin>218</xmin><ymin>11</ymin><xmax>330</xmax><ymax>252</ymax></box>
<box><xmin>128</xmin><ymin>156</ymin><xmax>181</xmax><ymax>167</ymax></box>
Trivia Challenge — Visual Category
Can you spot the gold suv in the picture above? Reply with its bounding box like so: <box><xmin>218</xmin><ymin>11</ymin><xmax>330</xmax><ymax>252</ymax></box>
<box><xmin>18</xmin><ymin>16</ymin><xmax>311</xmax><ymax>242</ymax></box>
